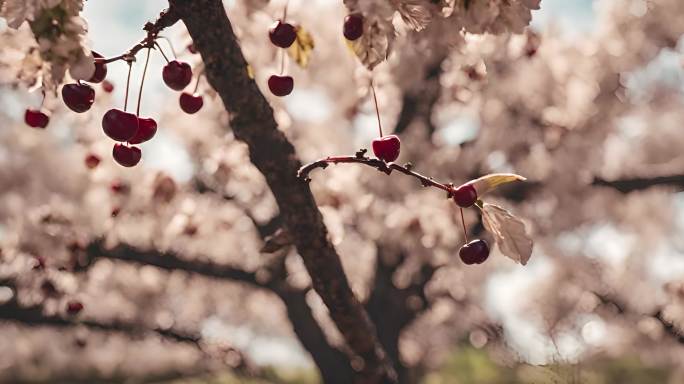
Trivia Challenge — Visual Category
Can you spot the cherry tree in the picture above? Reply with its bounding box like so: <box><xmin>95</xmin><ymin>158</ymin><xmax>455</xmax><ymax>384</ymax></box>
<box><xmin>1</xmin><ymin>0</ymin><xmax>683</xmax><ymax>383</ymax></box>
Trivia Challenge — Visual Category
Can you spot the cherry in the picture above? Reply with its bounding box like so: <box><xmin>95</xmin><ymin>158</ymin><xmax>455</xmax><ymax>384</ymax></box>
<box><xmin>41</xmin><ymin>280</ymin><xmax>58</xmax><ymax>296</ymax></box>
<box><xmin>459</xmin><ymin>239</ymin><xmax>490</xmax><ymax>265</ymax></box>
<box><xmin>268</xmin><ymin>75</ymin><xmax>294</xmax><ymax>96</ymax></box>
<box><xmin>102</xmin><ymin>80</ymin><xmax>114</xmax><ymax>93</ymax></box>
<box><xmin>88</xmin><ymin>51</ymin><xmax>108</xmax><ymax>83</ymax></box>
<box><xmin>162</xmin><ymin>60</ymin><xmax>192</xmax><ymax>91</ymax></box>
<box><xmin>32</xmin><ymin>256</ymin><xmax>46</xmax><ymax>270</ymax></box>
<box><xmin>128</xmin><ymin>117</ymin><xmax>157</xmax><ymax>144</ymax></box>
<box><xmin>187</xmin><ymin>43</ymin><xmax>197</xmax><ymax>54</ymax></box>
<box><xmin>66</xmin><ymin>300</ymin><xmax>84</xmax><ymax>315</ymax></box>
<box><xmin>372</xmin><ymin>134</ymin><xmax>401</xmax><ymax>162</ymax></box>
<box><xmin>84</xmin><ymin>153</ymin><xmax>101</xmax><ymax>169</ymax></box>
<box><xmin>269</xmin><ymin>20</ymin><xmax>297</xmax><ymax>48</ymax></box>
<box><xmin>62</xmin><ymin>83</ymin><xmax>95</xmax><ymax>113</ymax></box>
<box><xmin>452</xmin><ymin>184</ymin><xmax>477</xmax><ymax>208</ymax></box>
<box><xmin>179</xmin><ymin>92</ymin><xmax>204</xmax><ymax>114</ymax></box>
<box><xmin>24</xmin><ymin>109</ymin><xmax>49</xmax><ymax>128</ymax></box>
<box><xmin>343</xmin><ymin>14</ymin><xmax>364</xmax><ymax>41</ymax></box>
<box><xmin>102</xmin><ymin>109</ymin><xmax>138</xmax><ymax>142</ymax></box>
<box><xmin>110</xmin><ymin>180</ymin><xmax>130</xmax><ymax>194</ymax></box>
<box><xmin>112</xmin><ymin>143</ymin><xmax>142</xmax><ymax>167</ymax></box>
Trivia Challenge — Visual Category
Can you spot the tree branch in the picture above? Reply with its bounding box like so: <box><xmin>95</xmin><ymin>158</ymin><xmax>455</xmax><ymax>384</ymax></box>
<box><xmin>394</xmin><ymin>55</ymin><xmax>446</xmax><ymax>136</ymax></box>
<box><xmin>168</xmin><ymin>1</ymin><xmax>395</xmax><ymax>381</ymax></box>
<box><xmin>81</xmin><ymin>238</ymin><xmax>354</xmax><ymax>382</ymax></box>
<box><xmin>82</xmin><ymin>239</ymin><xmax>263</xmax><ymax>288</ymax></box>
<box><xmin>365</xmin><ymin>246</ymin><xmax>437</xmax><ymax>383</ymax></box>
<box><xmin>298</xmin><ymin>150</ymin><xmax>455</xmax><ymax>196</ymax></box>
<box><xmin>99</xmin><ymin>7</ymin><xmax>180</xmax><ymax>64</ymax></box>
<box><xmin>595</xmin><ymin>293</ymin><xmax>684</xmax><ymax>344</ymax></box>
<box><xmin>592</xmin><ymin>174</ymin><xmax>684</xmax><ymax>194</ymax></box>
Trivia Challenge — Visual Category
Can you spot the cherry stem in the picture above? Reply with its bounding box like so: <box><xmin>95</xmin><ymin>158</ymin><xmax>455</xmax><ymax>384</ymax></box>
<box><xmin>280</xmin><ymin>49</ymin><xmax>286</xmax><ymax>75</ymax></box>
<box><xmin>156</xmin><ymin>36</ymin><xmax>177</xmax><ymax>59</ymax></box>
<box><xmin>283</xmin><ymin>0</ymin><xmax>289</xmax><ymax>20</ymax></box>
<box><xmin>124</xmin><ymin>61</ymin><xmax>133</xmax><ymax>112</ymax></box>
<box><xmin>39</xmin><ymin>89</ymin><xmax>46</xmax><ymax>108</ymax></box>
<box><xmin>371</xmin><ymin>81</ymin><xmax>383</xmax><ymax>137</ymax></box>
<box><xmin>155</xmin><ymin>42</ymin><xmax>171</xmax><ymax>64</ymax></box>
<box><xmin>193</xmin><ymin>69</ymin><xmax>204</xmax><ymax>93</ymax></box>
<box><xmin>136</xmin><ymin>47</ymin><xmax>152</xmax><ymax>117</ymax></box>
<box><xmin>298</xmin><ymin>150</ymin><xmax>456</xmax><ymax>197</ymax></box>
<box><xmin>460</xmin><ymin>208</ymin><xmax>469</xmax><ymax>243</ymax></box>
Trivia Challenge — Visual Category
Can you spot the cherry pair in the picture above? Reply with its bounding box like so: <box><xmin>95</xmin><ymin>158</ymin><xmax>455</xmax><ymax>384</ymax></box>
<box><xmin>162</xmin><ymin>60</ymin><xmax>204</xmax><ymax>114</ymax></box>
<box><xmin>102</xmin><ymin>109</ymin><xmax>157</xmax><ymax>167</ymax></box>
<box><xmin>267</xmin><ymin>20</ymin><xmax>296</xmax><ymax>97</ymax></box>
<box><xmin>452</xmin><ymin>184</ymin><xmax>491</xmax><ymax>265</ymax></box>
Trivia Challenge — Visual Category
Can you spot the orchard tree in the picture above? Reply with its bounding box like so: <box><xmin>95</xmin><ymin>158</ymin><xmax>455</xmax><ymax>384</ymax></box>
<box><xmin>1</xmin><ymin>0</ymin><xmax>684</xmax><ymax>383</ymax></box>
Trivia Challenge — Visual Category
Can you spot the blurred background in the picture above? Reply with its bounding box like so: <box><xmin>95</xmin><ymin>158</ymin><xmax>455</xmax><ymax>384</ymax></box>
<box><xmin>1</xmin><ymin>0</ymin><xmax>684</xmax><ymax>383</ymax></box>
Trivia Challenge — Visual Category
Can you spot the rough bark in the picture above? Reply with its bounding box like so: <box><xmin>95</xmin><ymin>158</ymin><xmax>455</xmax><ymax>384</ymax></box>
<box><xmin>167</xmin><ymin>1</ymin><xmax>395</xmax><ymax>382</ymax></box>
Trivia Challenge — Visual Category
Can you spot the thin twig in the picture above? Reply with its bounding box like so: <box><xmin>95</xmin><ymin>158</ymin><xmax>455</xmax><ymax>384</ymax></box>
<box><xmin>100</xmin><ymin>7</ymin><xmax>180</xmax><ymax>64</ymax></box>
<box><xmin>298</xmin><ymin>150</ymin><xmax>454</xmax><ymax>196</ymax></box>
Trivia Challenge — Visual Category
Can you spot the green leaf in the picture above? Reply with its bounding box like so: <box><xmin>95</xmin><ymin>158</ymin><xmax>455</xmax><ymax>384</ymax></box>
<box><xmin>287</xmin><ymin>25</ymin><xmax>315</xmax><ymax>69</ymax></box>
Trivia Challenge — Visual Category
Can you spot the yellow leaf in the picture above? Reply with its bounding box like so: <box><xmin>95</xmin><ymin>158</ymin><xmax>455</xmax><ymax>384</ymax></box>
<box><xmin>246</xmin><ymin>64</ymin><xmax>254</xmax><ymax>79</ymax></box>
<box><xmin>287</xmin><ymin>25</ymin><xmax>315</xmax><ymax>69</ymax></box>
<box><xmin>467</xmin><ymin>173</ymin><xmax>526</xmax><ymax>196</ymax></box>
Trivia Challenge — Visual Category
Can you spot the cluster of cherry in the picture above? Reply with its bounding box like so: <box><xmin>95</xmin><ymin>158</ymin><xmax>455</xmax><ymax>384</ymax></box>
<box><xmin>265</xmin><ymin>13</ymin><xmax>364</xmax><ymax>97</ymax></box>
<box><xmin>24</xmin><ymin>44</ymin><xmax>205</xmax><ymax>168</ymax></box>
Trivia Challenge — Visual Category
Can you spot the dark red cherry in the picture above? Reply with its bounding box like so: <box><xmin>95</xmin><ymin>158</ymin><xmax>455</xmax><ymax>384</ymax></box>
<box><xmin>66</xmin><ymin>300</ymin><xmax>84</xmax><ymax>315</ymax></box>
<box><xmin>102</xmin><ymin>109</ymin><xmax>138</xmax><ymax>142</ymax></box>
<box><xmin>128</xmin><ymin>117</ymin><xmax>157</xmax><ymax>144</ymax></box>
<box><xmin>179</xmin><ymin>92</ymin><xmax>203</xmax><ymax>114</ymax></box>
<box><xmin>84</xmin><ymin>153</ymin><xmax>101</xmax><ymax>169</ymax></box>
<box><xmin>187</xmin><ymin>43</ymin><xmax>197</xmax><ymax>54</ymax></box>
<box><xmin>459</xmin><ymin>239</ymin><xmax>490</xmax><ymax>265</ymax></box>
<box><xmin>24</xmin><ymin>109</ymin><xmax>49</xmax><ymax>128</ymax></box>
<box><xmin>62</xmin><ymin>83</ymin><xmax>95</xmax><ymax>113</ymax></box>
<box><xmin>101</xmin><ymin>80</ymin><xmax>114</xmax><ymax>93</ymax></box>
<box><xmin>162</xmin><ymin>60</ymin><xmax>192</xmax><ymax>91</ymax></box>
<box><xmin>343</xmin><ymin>14</ymin><xmax>364</xmax><ymax>41</ymax></box>
<box><xmin>372</xmin><ymin>134</ymin><xmax>400</xmax><ymax>162</ymax></box>
<box><xmin>453</xmin><ymin>184</ymin><xmax>477</xmax><ymax>208</ymax></box>
<box><xmin>88</xmin><ymin>51</ymin><xmax>107</xmax><ymax>83</ymax></box>
<box><xmin>268</xmin><ymin>75</ymin><xmax>294</xmax><ymax>96</ymax></box>
<box><xmin>110</xmin><ymin>180</ymin><xmax>129</xmax><ymax>194</ymax></box>
<box><xmin>112</xmin><ymin>144</ymin><xmax>142</xmax><ymax>167</ymax></box>
<box><xmin>269</xmin><ymin>20</ymin><xmax>297</xmax><ymax>48</ymax></box>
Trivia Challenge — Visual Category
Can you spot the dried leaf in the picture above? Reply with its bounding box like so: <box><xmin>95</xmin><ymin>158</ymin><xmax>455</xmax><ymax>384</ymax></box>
<box><xmin>260</xmin><ymin>228</ymin><xmax>293</xmax><ymax>253</ymax></box>
<box><xmin>467</xmin><ymin>173</ymin><xmax>526</xmax><ymax>196</ymax></box>
<box><xmin>480</xmin><ymin>203</ymin><xmax>533</xmax><ymax>265</ymax></box>
<box><xmin>346</xmin><ymin>20</ymin><xmax>392</xmax><ymax>70</ymax></box>
<box><xmin>287</xmin><ymin>25</ymin><xmax>315</xmax><ymax>68</ymax></box>
<box><xmin>396</xmin><ymin>0</ymin><xmax>433</xmax><ymax>31</ymax></box>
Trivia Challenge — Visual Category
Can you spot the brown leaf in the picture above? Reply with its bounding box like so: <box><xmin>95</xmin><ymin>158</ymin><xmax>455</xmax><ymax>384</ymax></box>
<box><xmin>480</xmin><ymin>203</ymin><xmax>533</xmax><ymax>265</ymax></box>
